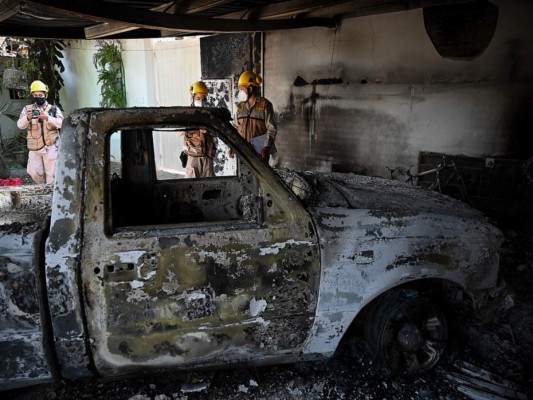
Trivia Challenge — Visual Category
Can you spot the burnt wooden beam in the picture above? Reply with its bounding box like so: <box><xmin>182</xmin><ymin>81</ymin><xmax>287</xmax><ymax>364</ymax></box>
<box><xmin>0</xmin><ymin>0</ymin><xmax>20</xmax><ymax>21</ymax></box>
<box><xmin>25</xmin><ymin>0</ymin><xmax>337</xmax><ymax>38</ymax></box>
<box><xmin>0</xmin><ymin>23</ymin><xmax>88</xmax><ymax>39</ymax></box>
<box><xmin>221</xmin><ymin>0</ymin><xmax>356</xmax><ymax>20</ymax></box>
<box><xmin>84</xmin><ymin>1</ymin><xmax>176</xmax><ymax>39</ymax></box>
<box><xmin>85</xmin><ymin>0</ymin><xmax>234</xmax><ymax>39</ymax></box>
<box><xmin>172</xmin><ymin>0</ymin><xmax>234</xmax><ymax>14</ymax></box>
<box><xmin>303</xmin><ymin>0</ymin><xmax>477</xmax><ymax>18</ymax></box>
<box><xmin>217</xmin><ymin>0</ymin><xmax>476</xmax><ymax>22</ymax></box>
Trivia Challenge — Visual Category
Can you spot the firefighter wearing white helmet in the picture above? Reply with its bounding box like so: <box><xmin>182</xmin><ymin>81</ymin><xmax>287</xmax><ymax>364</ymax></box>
<box><xmin>16</xmin><ymin>80</ymin><xmax>64</xmax><ymax>184</ymax></box>
<box><xmin>232</xmin><ymin>71</ymin><xmax>277</xmax><ymax>163</ymax></box>
<box><xmin>178</xmin><ymin>81</ymin><xmax>216</xmax><ymax>178</ymax></box>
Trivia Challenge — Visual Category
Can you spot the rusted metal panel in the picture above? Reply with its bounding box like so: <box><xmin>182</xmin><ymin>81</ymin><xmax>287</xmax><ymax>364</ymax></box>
<box><xmin>0</xmin><ymin>225</ymin><xmax>54</xmax><ymax>390</ymax></box>
<box><xmin>44</xmin><ymin>110</ymin><xmax>93</xmax><ymax>380</ymax></box>
<box><xmin>0</xmin><ymin>185</ymin><xmax>55</xmax><ymax>390</ymax></box>
<box><xmin>76</xmin><ymin>107</ymin><xmax>320</xmax><ymax>375</ymax></box>
<box><xmin>289</xmin><ymin>172</ymin><xmax>503</xmax><ymax>356</ymax></box>
<box><xmin>0</xmin><ymin>107</ymin><xmax>507</xmax><ymax>389</ymax></box>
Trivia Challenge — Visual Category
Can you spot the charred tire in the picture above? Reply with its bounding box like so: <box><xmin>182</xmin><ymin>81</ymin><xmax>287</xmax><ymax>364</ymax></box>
<box><xmin>366</xmin><ymin>288</ymin><xmax>448</xmax><ymax>374</ymax></box>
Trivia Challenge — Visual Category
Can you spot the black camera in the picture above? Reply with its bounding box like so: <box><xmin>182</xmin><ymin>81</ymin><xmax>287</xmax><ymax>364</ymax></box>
<box><xmin>180</xmin><ymin>151</ymin><xmax>188</xmax><ymax>168</ymax></box>
<box><xmin>32</xmin><ymin>109</ymin><xmax>40</xmax><ymax>118</ymax></box>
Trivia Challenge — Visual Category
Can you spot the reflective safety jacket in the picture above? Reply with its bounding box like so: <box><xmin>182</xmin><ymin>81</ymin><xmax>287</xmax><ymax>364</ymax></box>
<box><xmin>235</xmin><ymin>97</ymin><xmax>277</xmax><ymax>149</ymax></box>
<box><xmin>183</xmin><ymin>130</ymin><xmax>216</xmax><ymax>158</ymax></box>
<box><xmin>17</xmin><ymin>103</ymin><xmax>63</xmax><ymax>151</ymax></box>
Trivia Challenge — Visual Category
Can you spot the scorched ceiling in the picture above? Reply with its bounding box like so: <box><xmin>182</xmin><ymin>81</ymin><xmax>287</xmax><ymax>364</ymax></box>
<box><xmin>0</xmin><ymin>0</ymin><xmax>482</xmax><ymax>39</ymax></box>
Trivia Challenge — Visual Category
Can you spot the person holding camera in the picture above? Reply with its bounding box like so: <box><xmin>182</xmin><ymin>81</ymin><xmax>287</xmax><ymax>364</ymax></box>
<box><xmin>16</xmin><ymin>80</ymin><xmax>64</xmax><ymax>184</ymax></box>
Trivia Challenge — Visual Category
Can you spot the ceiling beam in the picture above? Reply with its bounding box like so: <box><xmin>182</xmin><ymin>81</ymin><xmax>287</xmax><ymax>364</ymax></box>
<box><xmin>0</xmin><ymin>0</ymin><xmax>20</xmax><ymax>21</ymax></box>
<box><xmin>221</xmin><ymin>0</ymin><xmax>477</xmax><ymax>21</ymax></box>
<box><xmin>85</xmin><ymin>0</ymin><xmax>234</xmax><ymax>40</ymax></box>
<box><xmin>221</xmin><ymin>0</ymin><xmax>356</xmax><ymax>20</ymax></box>
<box><xmin>172</xmin><ymin>0</ymin><xmax>234</xmax><ymax>14</ymax></box>
<box><xmin>25</xmin><ymin>0</ymin><xmax>337</xmax><ymax>39</ymax></box>
<box><xmin>303</xmin><ymin>0</ymin><xmax>477</xmax><ymax>18</ymax></box>
<box><xmin>84</xmin><ymin>1</ymin><xmax>176</xmax><ymax>39</ymax></box>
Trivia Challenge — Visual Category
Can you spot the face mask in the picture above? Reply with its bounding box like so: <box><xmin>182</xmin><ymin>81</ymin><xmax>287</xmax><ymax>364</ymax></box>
<box><xmin>194</xmin><ymin>100</ymin><xmax>204</xmax><ymax>107</ymax></box>
<box><xmin>33</xmin><ymin>97</ymin><xmax>46</xmax><ymax>106</ymax></box>
<box><xmin>237</xmin><ymin>89</ymin><xmax>248</xmax><ymax>103</ymax></box>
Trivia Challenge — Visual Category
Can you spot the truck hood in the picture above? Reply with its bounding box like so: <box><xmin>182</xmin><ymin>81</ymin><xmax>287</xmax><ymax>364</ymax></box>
<box><xmin>275</xmin><ymin>169</ymin><xmax>485</xmax><ymax>221</ymax></box>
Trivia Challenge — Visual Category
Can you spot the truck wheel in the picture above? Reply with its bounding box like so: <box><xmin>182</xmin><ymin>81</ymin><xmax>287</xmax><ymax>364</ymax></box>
<box><xmin>366</xmin><ymin>288</ymin><xmax>448</xmax><ymax>373</ymax></box>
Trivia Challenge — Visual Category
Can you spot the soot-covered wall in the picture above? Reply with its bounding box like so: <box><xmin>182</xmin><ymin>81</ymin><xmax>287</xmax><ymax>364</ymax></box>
<box><xmin>264</xmin><ymin>0</ymin><xmax>533</xmax><ymax>176</ymax></box>
<box><xmin>200</xmin><ymin>33</ymin><xmax>262</xmax><ymax>82</ymax></box>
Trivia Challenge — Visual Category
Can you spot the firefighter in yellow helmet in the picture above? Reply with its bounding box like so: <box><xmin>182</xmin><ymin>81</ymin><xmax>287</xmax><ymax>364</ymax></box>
<box><xmin>179</xmin><ymin>81</ymin><xmax>216</xmax><ymax>178</ymax></box>
<box><xmin>16</xmin><ymin>80</ymin><xmax>64</xmax><ymax>184</ymax></box>
<box><xmin>233</xmin><ymin>71</ymin><xmax>277</xmax><ymax>163</ymax></box>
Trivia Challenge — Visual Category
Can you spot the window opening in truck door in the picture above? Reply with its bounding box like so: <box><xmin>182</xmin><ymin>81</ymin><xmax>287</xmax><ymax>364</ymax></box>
<box><xmin>152</xmin><ymin>127</ymin><xmax>237</xmax><ymax>180</ymax></box>
<box><xmin>106</xmin><ymin>128</ymin><xmax>262</xmax><ymax>233</ymax></box>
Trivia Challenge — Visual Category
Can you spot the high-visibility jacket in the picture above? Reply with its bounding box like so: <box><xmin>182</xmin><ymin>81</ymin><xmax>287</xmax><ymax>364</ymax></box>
<box><xmin>235</xmin><ymin>97</ymin><xmax>277</xmax><ymax>149</ymax></box>
<box><xmin>183</xmin><ymin>130</ymin><xmax>216</xmax><ymax>158</ymax></box>
<box><xmin>17</xmin><ymin>103</ymin><xmax>63</xmax><ymax>151</ymax></box>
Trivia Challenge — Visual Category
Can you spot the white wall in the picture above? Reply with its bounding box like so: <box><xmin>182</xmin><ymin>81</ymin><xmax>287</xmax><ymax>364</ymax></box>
<box><xmin>60</xmin><ymin>40</ymin><xmax>100</xmax><ymax>114</ymax></box>
<box><xmin>61</xmin><ymin>37</ymin><xmax>202</xmax><ymax>110</ymax></box>
<box><xmin>264</xmin><ymin>0</ymin><xmax>533</xmax><ymax>176</ymax></box>
<box><xmin>149</xmin><ymin>37</ymin><xmax>201</xmax><ymax>172</ymax></box>
<box><xmin>151</xmin><ymin>37</ymin><xmax>201</xmax><ymax>106</ymax></box>
<box><xmin>61</xmin><ymin>37</ymin><xmax>202</xmax><ymax>170</ymax></box>
<box><xmin>121</xmin><ymin>39</ymin><xmax>157</xmax><ymax>106</ymax></box>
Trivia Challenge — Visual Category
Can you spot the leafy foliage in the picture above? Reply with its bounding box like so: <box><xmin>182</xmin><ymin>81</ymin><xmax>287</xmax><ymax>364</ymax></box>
<box><xmin>0</xmin><ymin>100</ymin><xmax>23</xmax><ymax>176</ymax></box>
<box><xmin>93</xmin><ymin>40</ymin><xmax>126</xmax><ymax>108</ymax></box>
<box><xmin>0</xmin><ymin>131</ymin><xmax>27</xmax><ymax>178</ymax></box>
<box><xmin>22</xmin><ymin>38</ymin><xmax>66</xmax><ymax>108</ymax></box>
<box><xmin>0</xmin><ymin>101</ymin><xmax>19</xmax><ymax>123</ymax></box>
<box><xmin>0</xmin><ymin>38</ymin><xmax>65</xmax><ymax>177</ymax></box>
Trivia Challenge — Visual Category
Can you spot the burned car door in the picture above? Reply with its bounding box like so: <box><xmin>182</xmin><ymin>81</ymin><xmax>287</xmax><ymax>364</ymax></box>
<box><xmin>79</xmin><ymin>108</ymin><xmax>320</xmax><ymax>375</ymax></box>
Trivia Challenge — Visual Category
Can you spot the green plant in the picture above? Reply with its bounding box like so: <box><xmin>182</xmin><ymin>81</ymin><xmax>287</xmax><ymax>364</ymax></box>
<box><xmin>93</xmin><ymin>40</ymin><xmax>126</xmax><ymax>108</ymax></box>
<box><xmin>0</xmin><ymin>130</ymin><xmax>27</xmax><ymax>179</ymax></box>
<box><xmin>0</xmin><ymin>100</ymin><xmax>21</xmax><ymax>177</ymax></box>
<box><xmin>21</xmin><ymin>38</ymin><xmax>66</xmax><ymax>108</ymax></box>
<box><xmin>0</xmin><ymin>100</ymin><xmax>19</xmax><ymax>124</ymax></box>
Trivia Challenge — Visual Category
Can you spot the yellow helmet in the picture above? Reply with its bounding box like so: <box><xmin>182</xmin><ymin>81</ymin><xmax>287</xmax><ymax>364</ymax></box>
<box><xmin>189</xmin><ymin>81</ymin><xmax>208</xmax><ymax>95</ymax></box>
<box><xmin>30</xmin><ymin>80</ymin><xmax>48</xmax><ymax>93</ymax></box>
<box><xmin>238</xmin><ymin>71</ymin><xmax>262</xmax><ymax>87</ymax></box>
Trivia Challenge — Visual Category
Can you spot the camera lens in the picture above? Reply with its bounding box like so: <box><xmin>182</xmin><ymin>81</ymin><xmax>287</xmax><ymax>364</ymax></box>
<box><xmin>32</xmin><ymin>110</ymin><xmax>39</xmax><ymax>118</ymax></box>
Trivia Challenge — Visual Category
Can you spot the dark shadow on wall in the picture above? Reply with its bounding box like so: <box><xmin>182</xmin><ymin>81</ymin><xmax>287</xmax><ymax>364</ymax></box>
<box><xmin>423</xmin><ymin>0</ymin><xmax>498</xmax><ymax>60</ymax></box>
<box><xmin>505</xmin><ymin>91</ymin><xmax>533</xmax><ymax>158</ymax></box>
<box><xmin>501</xmin><ymin>37</ymin><xmax>533</xmax><ymax>158</ymax></box>
<box><xmin>277</xmin><ymin>100</ymin><xmax>409</xmax><ymax>177</ymax></box>
<box><xmin>278</xmin><ymin>77</ymin><xmax>411</xmax><ymax>175</ymax></box>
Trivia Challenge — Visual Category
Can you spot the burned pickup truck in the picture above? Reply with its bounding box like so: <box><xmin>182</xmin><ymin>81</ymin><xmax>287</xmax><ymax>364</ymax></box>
<box><xmin>0</xmin><ymin>107</ymin><xmax>511</xmax><ymax>391</ymax></box>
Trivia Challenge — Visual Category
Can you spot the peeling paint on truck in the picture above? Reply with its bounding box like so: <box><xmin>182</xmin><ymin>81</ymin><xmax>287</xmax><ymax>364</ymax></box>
<box><xmin>0</xmin><ymin>107</ymin><xmax>508</xmax><ymax>390</ymax></box>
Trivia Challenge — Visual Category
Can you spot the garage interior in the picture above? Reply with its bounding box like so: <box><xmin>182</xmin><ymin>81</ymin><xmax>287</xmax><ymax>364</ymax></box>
<box><xmin>1</xmin><ymin>1</ymin><xmax>532</xmax><ymax>399</ymax></box>
<box><xmin>2</xmin><ymin>0</ymin><xmax>532</xmax><ymax>226</ymax></box>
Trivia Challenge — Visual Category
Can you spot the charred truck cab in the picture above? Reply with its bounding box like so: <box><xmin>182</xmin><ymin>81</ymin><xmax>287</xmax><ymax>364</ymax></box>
<box><xmin>0</xmin><ymin>107</ymin><xmax>511</xmax><ymax>390</ymax></box>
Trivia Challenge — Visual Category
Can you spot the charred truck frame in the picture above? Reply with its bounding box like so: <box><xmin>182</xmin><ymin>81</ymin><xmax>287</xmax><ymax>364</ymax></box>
<box><xmin>0</xmin><ymin>107</ymin><xmax>512</xmax><ymax>390</ymax></box>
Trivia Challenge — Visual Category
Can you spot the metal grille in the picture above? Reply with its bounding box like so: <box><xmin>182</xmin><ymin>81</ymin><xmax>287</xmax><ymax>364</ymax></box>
<box><xmin>418</xmin><ymin>152</ymin><xmax>533</xmax><ymax>225</ymax></box>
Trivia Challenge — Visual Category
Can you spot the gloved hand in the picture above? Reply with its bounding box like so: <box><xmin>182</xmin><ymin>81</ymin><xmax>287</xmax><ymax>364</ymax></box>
<box><xmin>260</xmin><ymin>146</ymin><xmax>270</xmax><ymax>163</ymax></box>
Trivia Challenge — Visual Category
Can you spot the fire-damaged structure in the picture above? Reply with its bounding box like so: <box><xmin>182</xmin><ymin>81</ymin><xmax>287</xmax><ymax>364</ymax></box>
<box><xmin>0</xmin><ymin>107</ymin><xmax>513</xmax><ymax>391</ymax></box>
